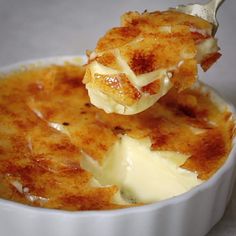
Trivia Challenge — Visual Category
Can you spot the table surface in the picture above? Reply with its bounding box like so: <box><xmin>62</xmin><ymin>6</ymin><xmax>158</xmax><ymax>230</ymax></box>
<box><xmin>0</xmin><ymin>0</ymin><xmax>235</xmax><ymax>235</ymax></box>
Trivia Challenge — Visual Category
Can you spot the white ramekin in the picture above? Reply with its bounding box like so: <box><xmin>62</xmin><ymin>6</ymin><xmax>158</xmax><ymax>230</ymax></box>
<box><xmin>0</xmin><ymin>56</ymin><xmax>235</xmax><ymax>236</ymax></box>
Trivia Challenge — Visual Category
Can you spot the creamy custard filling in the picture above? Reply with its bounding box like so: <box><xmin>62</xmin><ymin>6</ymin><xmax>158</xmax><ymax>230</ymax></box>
<box><xmin>89</xmin><ymin>50</ymin><xmax>173</xmax><ymax>89</ymax></box>
<box><xmin>29</xmin><ymin>96</ymin><xmax>236</xmax><ymax>207</ymax></box>
<box><xmin>196</xmin><ymin>38</ymin><xmax>219</xmax><ymax>62</ymax></box>
<box><xmin>86</xmin><ymin>69</ymin><xmax>172</xmax><ymax>114</ymax></box>
<box><xmin>86</xmin><ymin>85</ymin><xmax>163</xmax><ymax>114</ymax></box>
<box><xmin>87</xmin><ymin>52</ymin><xmax>173</xmax><ymax>114</ymax></box>
<box><xmin>81</xmin><ymin>135</ymin><xmax>203</xmax><ymax>204</ymax></box>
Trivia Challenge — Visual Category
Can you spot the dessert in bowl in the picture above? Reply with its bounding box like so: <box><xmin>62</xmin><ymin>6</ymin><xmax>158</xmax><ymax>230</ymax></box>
<box><xmin>0</xmin><ymin>56</ymin><xmax>235</xmax><ymax>236</ymax></box>
<box><xmin>0</xmin><ymin>6</ymin><xmax>235</xmax><ymax>236</ymax></box>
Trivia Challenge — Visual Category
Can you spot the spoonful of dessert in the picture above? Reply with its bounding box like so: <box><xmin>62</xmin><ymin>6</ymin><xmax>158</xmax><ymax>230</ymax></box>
<box><xmin>83</xmin><ymin>0</ymin><xmax>224</xmax><ymax>115</ymax></box>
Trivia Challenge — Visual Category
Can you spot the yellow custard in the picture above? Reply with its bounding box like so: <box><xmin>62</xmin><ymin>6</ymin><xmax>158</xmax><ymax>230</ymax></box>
<box><xmin>0</xmin><ymin>64</ymin><xmax>234</xmax><ymax>210</ymax></box>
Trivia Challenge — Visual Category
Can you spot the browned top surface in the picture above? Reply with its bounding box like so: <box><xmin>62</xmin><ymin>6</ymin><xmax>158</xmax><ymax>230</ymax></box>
<box><xmin>85</xmin><ymin>10</ymin><xmax>221</xmax><ymax>108</ymax></box>
<box><xmin>121</xmin><ymin>10</ymin><xmax>213</xmax><ymax>31</ymax></box>
<box><xmin>0</xmin><ymin>64</ymin><xmax>234</xmax><ymax>211</ymax></box>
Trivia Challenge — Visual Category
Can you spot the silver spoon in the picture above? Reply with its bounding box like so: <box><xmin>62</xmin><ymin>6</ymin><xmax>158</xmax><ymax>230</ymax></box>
<box><xmin>170</xmin><ymin>0</ymin><xmax>225</xmax><ymax>35</ymax></box>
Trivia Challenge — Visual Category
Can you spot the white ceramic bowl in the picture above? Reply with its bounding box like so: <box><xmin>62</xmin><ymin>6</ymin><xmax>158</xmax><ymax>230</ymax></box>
<box><xmin>0</xmin><ymin>56</ymin><xmax>235</xmax><ymax>236</ymax></box>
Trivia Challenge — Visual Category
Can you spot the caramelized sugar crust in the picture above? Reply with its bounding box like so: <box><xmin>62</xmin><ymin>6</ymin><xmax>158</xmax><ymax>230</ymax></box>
<box><xmin>85</xmin><ymin>11</ymin><xmax>221</xmax><ymax>109</ymax></box>
<box><xmin>0</xmin><ymin>65</ymin><xmax>234</xmax><ymax>210</ymax></box>
<box><xmin>121</xmin><ymin>10</ymin><xmax>213</xmax><ymax>30</ymax></box>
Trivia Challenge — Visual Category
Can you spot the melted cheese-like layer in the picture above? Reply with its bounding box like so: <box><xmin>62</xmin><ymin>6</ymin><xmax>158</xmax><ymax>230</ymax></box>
<box><xmin>196</xmin><ymin>38</ymin><xmax>219</xmax><ymax>62</ymax></box>
<box><xmin>81</xmin><ymin>135</ymin><xmax>202</xmax><ymax>203</ymax></box>
<box><xmin>87</xmin><ymin>60</ymin><xmax>172</xmax><ymax>115</ymax></box>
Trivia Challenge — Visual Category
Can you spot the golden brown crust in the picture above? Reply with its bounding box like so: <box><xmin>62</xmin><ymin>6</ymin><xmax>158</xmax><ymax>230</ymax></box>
<box><xmin>120</xmin><ymin>26</ymin><xmax>196</xmax><ymax>74</ymax></box>
<box><xmin>201</xmin><ymin>52</ymin><xmax>222</xmax><ymax>71</ymax></box>
<box><xmin>96</xmin><ymin>27</ymin><xmax>140</xmax><ymax>52</ymax></box>
<box><xmin>85</xmin><ymin>10</ymin><xmax>220</xmax><ymax>110</ymax></box>
<box><xmin>88</xmin><ymin>73</ymin><xmax>141</xmax><ymax>106</ymax></box>
<box><xmin>96</xmin><ymin>52</ymin><xmax>121</xmax><ymax>71</ymax></box>
<box><xmin>171</xmin><ymin>59</ymin><xmax>197</xmax><ymax>91</ymax></box>
<box><xmin>142</xmin><ymin>80</ymin><xmax>161</xmax><ymax>95</ymax></box>
<box><xmin>121</xmin><ymin>10</ymin><xmax>213</xmax><ymax>33</ymax></box>
<box><xmin>0</xmin><ymin>65</ymin><xmax>234</xmax><ymax>210</ymax></box>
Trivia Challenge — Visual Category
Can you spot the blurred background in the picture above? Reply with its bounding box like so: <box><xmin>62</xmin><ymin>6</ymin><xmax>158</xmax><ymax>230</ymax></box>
<box><xmin>0</xmin><ymin>0</ymin><xmax>235</xmax><ymax>235</ymax></box>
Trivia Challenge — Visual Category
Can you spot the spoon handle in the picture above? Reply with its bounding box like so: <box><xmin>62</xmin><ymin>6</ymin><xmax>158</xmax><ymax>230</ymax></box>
<box><xmin>206</xmin><ymin>0</ymin><xmax>225</xmax><ymax>12</ymax></box>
